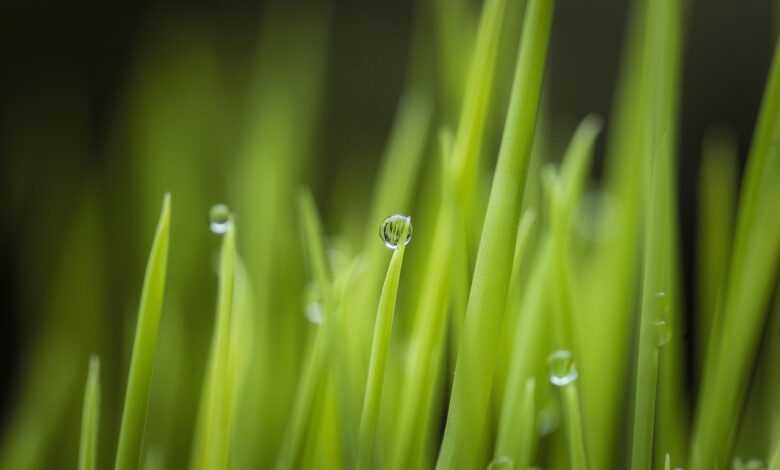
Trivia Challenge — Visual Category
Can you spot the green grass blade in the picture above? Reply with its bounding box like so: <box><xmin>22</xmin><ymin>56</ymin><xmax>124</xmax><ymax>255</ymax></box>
<box><xmin>561</xmin><ymin>382</ymin><xmax>588</xmax><ymax>470</ymax></box>
<box><xmin>450</xmin><ymin>0</ymin><xmax>506</xmax><ymax>244</ymax></box>
<box><xmin>195</xmin><ymin>218</ymin><xmax>237</xmax><ymax>470</ymax></box>
<box><xmin>275</xmin><ymin>192</ymin><xmax>339</xmax><ymax>470</ymax></box>
<box><xmin>78</xmin><ymin>357</ymin><xmax>100</xmax><ymax>470</ymax></box>
<box><xmin>495</xmin><ymin>378</ymin><xmax>536</xmax><ymax>469</ymax></box>
<box><xmin>387</xmin><ymin>144</ymin><xmax>456</xmax><ymax>470</ymax></box>
<box><xmin>497</xmin><ymin>242</ymin><xmax>551</xmax><ymax>467</ymax></box>
<box><xmin>356</xmin><ymin>222</ymin><xmax>410</xmax><ymax>469</ymax></box>
<box><xmin>696</xmin><ymin>129</ymin><xmax>737</xmax><ymax>371</ymax></box>
<box><xmin>691</xmin><ymin>40</ymin><xmax>780</xmax><ymax>470</ymax></box>
<box><xmin>438</xmin><ymin>1</ymin><xmax>554</xmax><ymax>468</ymax></box>
<box><xmin>114</xmin><ymin>194</ymin><xmax>171</xmax><ymax>470</ymax></box>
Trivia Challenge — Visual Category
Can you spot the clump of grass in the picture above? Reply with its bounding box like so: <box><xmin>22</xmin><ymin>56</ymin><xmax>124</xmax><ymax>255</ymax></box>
<box><xmin>3</xmin><ymin>0</ymin><xmax>780</xmax><ymax>469</ymax></box>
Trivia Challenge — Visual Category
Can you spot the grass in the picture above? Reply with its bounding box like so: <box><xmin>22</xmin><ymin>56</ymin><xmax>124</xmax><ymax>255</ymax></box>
<box><xmin>3</xmin><ymin>1</ymin><xmax>780</xmax><ymax>470</ymax></box>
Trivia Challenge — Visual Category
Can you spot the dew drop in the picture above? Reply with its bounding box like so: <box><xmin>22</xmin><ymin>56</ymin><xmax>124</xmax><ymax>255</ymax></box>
<box><xmin>303</xmin><ymin>282</ymin><xmax>324</xmax><ymax>325</ymax></box>
<box><xmin>487</xmin><ymin>456</ymin><xmax>514</xmax><ymax>470</ymax></box>
<box><xmin>548</xmin><ymin>350</ymin><xmax>578</xmax><ymax>386</ymax></box>
<box><xmin>655</xmin><ymin>319</ymin><xmax>671</xmax><ymax>348</ymax></box>
<box><xmin>209</xmin><ymin>204</ymin><xmax>232</xmax><ymax>234</ymax></box>
<box><xmin>305</xmin><ymin>302</ymin><xmax>323</xmax><ymax>325</ymax></box>
<box><xmin>379</xmin><ymin>214</ymin><xmax>412</xmax><ymax>250</ymax></box>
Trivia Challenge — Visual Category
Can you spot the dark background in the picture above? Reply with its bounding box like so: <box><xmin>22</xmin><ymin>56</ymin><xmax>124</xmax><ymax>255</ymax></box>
<box><xmin>0</xmin><ymin>0</ymin><xmax>775</xmax><ymax>428</ymax></box>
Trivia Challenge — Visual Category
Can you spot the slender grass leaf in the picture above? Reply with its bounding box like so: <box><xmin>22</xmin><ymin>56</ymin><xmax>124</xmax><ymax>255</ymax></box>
<box><xmin>438</xmin><ymin>0</ymin><xmax>554</xmax><ymax>468</ymax></box>
<box><xmin>114</xmin><ymin>194</ymin><xmax>171</xmax><ymax>470</ymax></box>
<box><xmin>78</xmin><ymin>357</ymin><xmax>100</xmax><ymax>470</ymax></box>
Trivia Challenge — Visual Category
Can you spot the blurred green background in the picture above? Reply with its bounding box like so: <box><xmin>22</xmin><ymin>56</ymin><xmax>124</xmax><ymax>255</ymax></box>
<box><xmin>0</xmin><ymin>0</ymin><xmax>776</xmax><ymax>468</ymax></box>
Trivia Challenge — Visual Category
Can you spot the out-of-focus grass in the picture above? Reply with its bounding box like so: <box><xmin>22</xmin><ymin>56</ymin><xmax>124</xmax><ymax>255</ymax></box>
<box><xmin>2</xmin><ymin>1</ymin><xmax>780</xmax><ymax>470</ymax></box>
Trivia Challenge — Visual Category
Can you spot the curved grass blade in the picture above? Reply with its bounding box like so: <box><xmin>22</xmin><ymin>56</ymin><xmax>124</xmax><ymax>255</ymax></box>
<box><xmin>437</xmin><ymin>0</ymin><xmax>555</xmax><ymax>468</ymax></box>
<box><xmin>114</xmin><ymin>194</ymin><xmax>171</xmax><ymax>470</ymax></box>
<box><xmin>691</xmin><ymin>40</ymin><xmax>780</xmax><ymax>470</ymax></box>
<box><xmin>356</xmin><ymin>222</ymin><xmax>410</xmax><ymax>469</ymax></box>
<box><xmin>78</xmin><ymin>357</ymin><xmax>100</xmax><ymax>470</ymax></box>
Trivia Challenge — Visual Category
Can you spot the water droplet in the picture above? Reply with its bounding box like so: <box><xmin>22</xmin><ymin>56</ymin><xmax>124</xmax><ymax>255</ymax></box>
<box><xmin>379</xmin><ymin>214</ymin><xmax>412</xmax><ymax>250</ymax></box>
<box><xmin>487</xmin><ymin>456</ymin><xmax>514</xmax><ymax>470</ymax></box>
<box><xmin>655</xmin><ymin>319</ymin><xmax>671</xmax><ymax>347</ymax></box>
<box><xmin>655</xmin><ymin>291</ymin><xmax>669</xmax><ymax>316</ymax></box>
<box><xmin>209</xmin><ymin>204</ymin><xmax>232</xmax><ymax>234</ymax></box>
<box><xmin>305</xmin><ymin>302</ymin><xmax>323</xmax><ymax>325</ymax></box>
<box><xmin>303</xmin><ymin>282</ymin><xmax>324</xmax><ymax>325</ymax></box>
<box><xmin>548</xmin><ymin>350</ymin><xmax>578</xmax><ymax>386</ymax></box>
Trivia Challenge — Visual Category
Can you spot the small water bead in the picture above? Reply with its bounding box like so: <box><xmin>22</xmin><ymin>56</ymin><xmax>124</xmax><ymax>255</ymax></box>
<box><xmin>654</xmin><ymin>319</ymin><xmax>671</xmax><ymax>347</ymax></box>
<box><xmin>486</xmin><ymin>456</ymin><xmax>514</xmax><ymax>470</ymax></box>
<box><xmin>303</xmin><ymin>282</ymin><xmax>324</xmax><ymax>325</ymax></box>
<box><xmin>305</xmin><ymin>302</ymin><xmax>323</xmax><ymax>325</ymax></box>
<box><xmin>655</xmin><ymin>291</ymin><xmax>670</xmax><ymax>316</ymax></box>
<box><xmin>548</xmin><ymin>350</ymin><xmax>578</xmax><ymax>386</ymax></box>
<box><xmin>379</xmin><ymin>214</ymin><xmax>412</xmax><ymax>250</ymax></box>
<box><xmin>209</xmin><ymin>204</ymin><xmax>232</xmax><ymax>234</ymax></box>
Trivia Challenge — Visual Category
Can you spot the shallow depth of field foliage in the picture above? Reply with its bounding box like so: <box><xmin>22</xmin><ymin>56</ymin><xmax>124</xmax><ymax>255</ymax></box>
<box><xmin>2</xmin><ymin>0</ymin><xmax>780</xmax><ymax>469</ymax></box>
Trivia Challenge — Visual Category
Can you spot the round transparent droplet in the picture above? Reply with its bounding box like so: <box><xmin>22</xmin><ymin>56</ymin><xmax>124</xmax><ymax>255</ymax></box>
<box><xmin>379</xmin><ymin>214</ymin><xmax>412</xmax><ymax>250</ymax></box>
<box><xmin>209</xmin><ymin>204</ymin><xmax>232</xmax><ymax>234</ymax></box>
<box><xmin>654</xmin><ymin>319</ymin><xmax>671</xmax><ymax>347</ymax></box>
<box><xmin>487</xmin><ymin>456</ymin><xmax>514</xmax><ymax>470</ymax></box>
<box><xmin>548</xmin><ymin>350</ymin><xmax>578</xmax><ymax>386</ymax></box>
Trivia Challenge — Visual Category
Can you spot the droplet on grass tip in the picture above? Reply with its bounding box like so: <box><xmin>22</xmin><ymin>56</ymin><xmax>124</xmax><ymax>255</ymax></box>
<box><xmin>209</xmin><ymin>204</ymin><xmax>232</xmax><ymax>234</ymax></box>
<box><xmin>548</xmin><ymin>350</ymin><xmax>578</xmax><ymax>386</ymax></box>
<box><xmin>487</xmin><ymin>456</ymin><xmax>514</xmax><ymax>470</ymax></box>
<box><xmin>379</xmin><ymin>214</ymin><xmax>412</xmax><ymax>250</ymax></box>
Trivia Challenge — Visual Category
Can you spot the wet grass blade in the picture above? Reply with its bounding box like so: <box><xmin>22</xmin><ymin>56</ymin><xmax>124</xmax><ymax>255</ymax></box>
<box><xmin>387</xmin><ymin>137</ymin><xmax>456</xmax><ymax>470</ymax></box>
<box><xmin>438</xmin><ymin>0</ymin><xmax>554</xmax><ymax>468</ymax></box>
<box><xmin>78</xmin><ymin>357</ymin><xmax>100</xmax><ymax>470</ymax></box>
<box><xmin>193</xmin><ymin>218</ymin><xmax>237</xmax><ymax>470</ymax></box>
<box><xmin>356</xmin><ymin>222</ymin><xmax>410</xmax><ymax>469</ymax></box>
<box><xmin>114</xmin><ymin>194</ymin><xmax>171</xmax><ymax>470</ymax></box>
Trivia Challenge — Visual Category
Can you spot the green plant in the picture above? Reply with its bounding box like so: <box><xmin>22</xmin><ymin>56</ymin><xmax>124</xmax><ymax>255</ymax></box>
<box><xmin>2</xmin><ymin>0</ymin><xmax>780</xmax><ymax>469</ymax></box>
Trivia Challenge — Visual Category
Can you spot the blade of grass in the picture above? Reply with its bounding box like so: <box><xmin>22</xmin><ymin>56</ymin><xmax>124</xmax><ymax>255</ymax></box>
<box><xmin>450</xmin><ymin>0</ymin><xmax>506</xmax><ymax>248</ymax></box>
<box><xmin>695</xmin><ymin>129</ymin><xmax>738</xmax><ymax>372</ymax></box>
<box><xmin>78</xmin><ymin>357</ymin><xmax>100</xmax><ymax>470</ymax></box>
<box><xmin>114</xmin><ymin>194</ymin><xmax>171</xmax><ymax>470</ymax></box>
<box><xmin>387</xmin><ymin>134</ymin><xmax>457</xmax><ymax>470</ymax></box>
<box><xmin>495</xmin><ymin>378</ymin><xmax>536</xmax><ymax>469</ymax></box>
<box><xmin>274</xmin><ymin>192</ymin><xmax>335</xmax><ymax>470</ymax></box>
<box><xmin>437</xmin><ymin>0</ymin><xmax>554</xmax><ymax>468</ymax></box>
<box><xmin>691</xmin><ymin>39</ymin><xmax>780</xmax><ymax>470</ymax></box>
<box><xmin>193</xmin><ymin>217</ymin><xmax>237</xmax><ymax>470</ymax></box>
<box><xmin>356</xmin><ymin>221</ymin><xmax>410</xmax><ymax>469</ymax></box>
